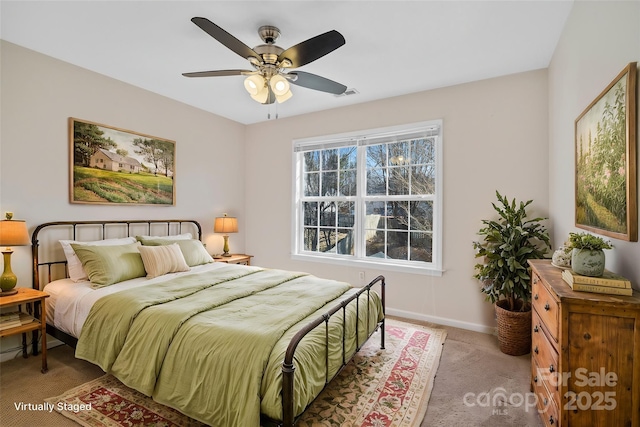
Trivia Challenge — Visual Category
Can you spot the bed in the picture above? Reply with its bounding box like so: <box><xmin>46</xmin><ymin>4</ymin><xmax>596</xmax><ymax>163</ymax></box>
<box><xmin>31</xmin><ymin>219</ymin><xmax>386</xmax><ymax>427</ymax></box>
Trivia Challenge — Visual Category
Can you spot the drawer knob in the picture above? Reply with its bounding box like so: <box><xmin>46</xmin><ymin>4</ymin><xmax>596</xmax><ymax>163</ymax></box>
<box><xmin>534</xmin><ymin>325</ymin><xmax>539</xmax><ymax>333</ymax></box>
<box><xmin>549</xmin><ymin>416</ymin><xmax>555</xmax><ymax>425</ymax></box>
<box><xmin>534</xmin><ymin>346</ymin><xmax>539</xmax><ymax>354</ymax></box>
<box><xmin>534</xmin><ymin>375</ymin><xmax>538</xmax><ymax>383</ymax></box>
<box><xmin>584</xmin><ymin>332</ymin><xmax>591</xmax><ymax>340</ymax></box>
<box><xmin>544</xmin><ymin>302</ymin><xmax>550</xmax><ymax>311</ymax></box>
<box><xmin>543</xmin><ymin>397</ymin><xmax>548</xmax><ymax>406</ymax></box>
<box><xmin>534</xmin><ymin>293</ymin><xmax>539</xmax><ymax>300</ymax></box>
<box><xmin>549</xmin><ymin>364</ymin><xmax>555</xmax><ymax>373</ymax></box>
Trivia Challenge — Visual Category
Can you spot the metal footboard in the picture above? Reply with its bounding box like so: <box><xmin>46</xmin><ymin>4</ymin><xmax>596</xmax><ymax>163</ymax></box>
<box><xmin>279</xmin><ymin>275</ymin><xmax>386</xmax><ymax>427</ymax></box>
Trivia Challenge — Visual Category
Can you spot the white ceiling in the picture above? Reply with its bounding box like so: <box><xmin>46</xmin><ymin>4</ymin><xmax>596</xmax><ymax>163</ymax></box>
<box><xmin>1</xmin><ymin>0</ymin><xmax>573</xmax><ymax>125</ymax></box>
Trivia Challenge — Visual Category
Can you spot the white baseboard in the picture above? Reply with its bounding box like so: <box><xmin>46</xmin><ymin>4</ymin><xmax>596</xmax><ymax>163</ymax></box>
<box><xmin>0</xmin><ymin>337</ymin><xmax>65</xmax><ymax>364</ymax></box>
<box><xmin>386</xmin><ymin>307</ymin><xmax>496</xmax><ymax>335</ymax></box>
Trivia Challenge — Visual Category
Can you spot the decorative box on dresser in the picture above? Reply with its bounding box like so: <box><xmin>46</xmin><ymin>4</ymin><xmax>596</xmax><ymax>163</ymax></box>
<box><xmin>529</xmin><ymin>260</ymin><xmax>640</xmax><ymax>427</ymax></box>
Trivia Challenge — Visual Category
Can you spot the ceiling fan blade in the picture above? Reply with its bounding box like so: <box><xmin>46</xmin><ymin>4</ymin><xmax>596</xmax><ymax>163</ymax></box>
<box><xmin>278</xmin><ymin>30</ymin><xmax>345</xmax><ymax>68</ymax></box>
<box><xmin>288</xmin><ymin>71</ymin><xmax>347</xmax><ymax>95</ymax></box>
<box><xmin>182</xmin><ymin>69</ymin><xmax>253</xmax><ymax>78</ymax></box>
<box><xmin>191</xmin><ymin>17</ymin><xmax>261</xmax><ymax>62</ymax></box>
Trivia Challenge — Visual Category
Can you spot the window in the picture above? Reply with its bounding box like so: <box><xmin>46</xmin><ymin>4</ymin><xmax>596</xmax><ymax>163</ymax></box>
<box><xmin>293</xmin><ymin>121</ymin><xmax>443</xmax><ymax>274</ymax></box>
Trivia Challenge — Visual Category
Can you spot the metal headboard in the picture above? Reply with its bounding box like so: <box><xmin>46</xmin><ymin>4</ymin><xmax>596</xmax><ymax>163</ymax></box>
<box><xmin>31</xmin><ymin>219</ymin><xmax>203</xmax><ymax>291</ymax></box>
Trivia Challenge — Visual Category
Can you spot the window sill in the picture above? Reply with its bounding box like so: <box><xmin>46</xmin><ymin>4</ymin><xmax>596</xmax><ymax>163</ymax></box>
<box><xmin>291</xmin><ymin>253</ymin><xmax>444</xmax><ymax>277</ymax></box>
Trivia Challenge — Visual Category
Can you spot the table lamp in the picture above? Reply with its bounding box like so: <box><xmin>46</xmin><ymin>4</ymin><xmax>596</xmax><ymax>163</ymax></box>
<box><xmin>214</xmin><ymin>214</ymin><xmax>238</xmax><ymax>257</ymax></box>
<box><xmin>0</xmin><ymin>213</ymin><xmax>30</xmax><ymax>296</ymax></box>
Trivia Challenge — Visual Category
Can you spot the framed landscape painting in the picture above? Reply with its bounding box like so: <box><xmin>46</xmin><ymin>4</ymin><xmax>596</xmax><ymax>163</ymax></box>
<box><xmin>575</xmin><ymin>62</ymin><xmax>637</xmax><ymax>241</ymax></box>
<box><xmin>70</xmin><ymin>118</ymin><xmax>176</xmax><ymax>205</ymax></box>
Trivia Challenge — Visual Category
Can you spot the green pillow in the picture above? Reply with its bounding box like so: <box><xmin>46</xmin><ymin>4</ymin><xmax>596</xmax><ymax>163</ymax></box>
<box><xmin>139</xmin><ymin>239</ymin><xmax>213</xmax><ymax>267</ymax></box>
<box><xmin>71</xmin><ymin>242</ymin><xmax>146</xmax><ymax>287</ymax></box>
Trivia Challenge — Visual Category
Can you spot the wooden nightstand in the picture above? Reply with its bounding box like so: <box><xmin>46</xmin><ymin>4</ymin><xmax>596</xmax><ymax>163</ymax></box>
<box><xmin>0</xmin><ymin>288</ymin><xmax>49</xmax><ymax>373</ymax></box>
<box><xmin>213</xmin><ymin>254</ymin><xmax>253</xmax><ymax>265</ymax></box>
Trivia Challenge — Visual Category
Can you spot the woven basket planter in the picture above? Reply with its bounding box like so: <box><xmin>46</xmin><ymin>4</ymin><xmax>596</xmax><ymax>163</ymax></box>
<box><xmin>495</xmin><ymin>299</ymin><xmax>532</xmax><ymax>356</ymax></box>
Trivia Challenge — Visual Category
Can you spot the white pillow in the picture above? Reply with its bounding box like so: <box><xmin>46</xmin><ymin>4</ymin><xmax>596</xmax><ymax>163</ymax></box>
<box><xmin>135</xmin><ymin>233</ymin><xmax>192</xmax><ymax>242</ymax></box>
<box><xmin>59</xmin><ymin>237</ymin><xmax>137</xmax><ymax>282</ymax></box>
<box><xmin>138</xmin><ymin>243</ymin><xmax>191</xmax><ymax>278</ymax></box>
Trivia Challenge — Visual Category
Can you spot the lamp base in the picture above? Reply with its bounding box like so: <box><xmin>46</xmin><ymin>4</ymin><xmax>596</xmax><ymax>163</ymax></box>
<box><xmin>0</xmin><ymin>289</ymin><xmax>18</xmax><ymax>297</ymax></box>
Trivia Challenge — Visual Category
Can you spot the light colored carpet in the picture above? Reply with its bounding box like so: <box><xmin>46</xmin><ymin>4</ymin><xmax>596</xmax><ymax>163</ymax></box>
<box><xmin>0</xmin><ymin>317</ymin><xmax>543</xmax><ymax>427</ymax></box>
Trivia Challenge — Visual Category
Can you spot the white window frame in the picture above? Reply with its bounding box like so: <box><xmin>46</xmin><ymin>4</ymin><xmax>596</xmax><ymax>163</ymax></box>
<box><xmin>292</xmin><ymin>120</ymin><xmax>443</xmax><ymax>276</ymax></box>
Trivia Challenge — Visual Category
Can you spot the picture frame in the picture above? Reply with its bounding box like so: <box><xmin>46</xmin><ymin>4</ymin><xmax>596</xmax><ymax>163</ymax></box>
<box><xmin>69</xmin><ymin>118</ymin><xmax>176</xmax><ymax>205</ymax></box>
<box><xmin>575</xmin><ymin>62</ymin><xmax>637</xmax><ymax>241</ymax></box>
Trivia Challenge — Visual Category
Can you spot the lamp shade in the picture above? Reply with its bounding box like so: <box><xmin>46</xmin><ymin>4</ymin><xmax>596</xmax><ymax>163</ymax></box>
<box><xmin>214</xmin><ymin>215</ymin><xmax>238</xmax><ymax>234</ymax></box>
<box><xmin>244</xmin><ymin>75</ymin><xmax>269</xmax><ymax>104</ymax></box>
<box><xmin>0</xmin><ymin>220</ymin><xmax>30</xmax><ymax>247</ymax></box>
<box><xmin>270</xmin><ymin>75</ymin><xmax>290</xmax><ymax>96</ymax></box>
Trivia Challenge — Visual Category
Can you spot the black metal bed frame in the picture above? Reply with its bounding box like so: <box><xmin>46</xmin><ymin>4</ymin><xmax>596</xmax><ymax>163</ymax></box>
<box><xmin>32</xmin><ymin>219</ymin><xmax>386</xmax><ymax>427</ymax></box>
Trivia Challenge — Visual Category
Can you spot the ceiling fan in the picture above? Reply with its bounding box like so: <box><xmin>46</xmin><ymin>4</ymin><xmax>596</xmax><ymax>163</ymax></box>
<box><xmin>182</xmin><ymin>17</ymin><xmax>347</xmax><ymax>104</ymax></box>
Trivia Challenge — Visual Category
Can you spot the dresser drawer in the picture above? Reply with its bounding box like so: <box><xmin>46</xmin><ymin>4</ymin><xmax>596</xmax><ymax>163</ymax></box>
<box><xmin>532</xmin><ymin>271</ymin><xmax>559</xmax><ymax>343</ymax></box>
<box><xmin>532</xmin><ymin>311</ymin><xmax>560</xmax><ymax>403</ymax></box>
<box><xmin>532</xmin><ymin>358</ymin><xmax>561</xmax><ymax>427</ymax></box>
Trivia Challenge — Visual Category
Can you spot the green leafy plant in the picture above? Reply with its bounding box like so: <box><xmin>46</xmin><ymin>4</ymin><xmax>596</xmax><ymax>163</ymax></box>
<box><xmin>567</xmin><ymin>232</ymin><xmax>613</xmax><ymax>251</ymax></box>
<box><xmin>473</xmin><ymin>191</ymin><xmax>551</xmax><ymax>312</ymax></box>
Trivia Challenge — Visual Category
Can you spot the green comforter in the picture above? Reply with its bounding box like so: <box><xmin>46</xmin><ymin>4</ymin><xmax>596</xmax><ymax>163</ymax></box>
<box><xmin>75</xmin><ymin>264</ymin><xmax>383</xmax><ymax>426</ymax></box>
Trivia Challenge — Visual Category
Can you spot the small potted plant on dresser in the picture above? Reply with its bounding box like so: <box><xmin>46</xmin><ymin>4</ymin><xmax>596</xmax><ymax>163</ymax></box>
<box><xmin>566</xmin><ymin>231</ymin><xmax>612</xmax><ymax>277</ymax></box>
<box><xmin>473</xmin><ymin>191</ymin><xmax>551</xmax><ymax>356</ymax></box>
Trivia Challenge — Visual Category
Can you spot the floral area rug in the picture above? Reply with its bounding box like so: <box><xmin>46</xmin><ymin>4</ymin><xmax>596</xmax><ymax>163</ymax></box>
<box><xmin>46</xmin><ymin>319</ymin><xmax>446</xmax><ymax>427</ymax></box>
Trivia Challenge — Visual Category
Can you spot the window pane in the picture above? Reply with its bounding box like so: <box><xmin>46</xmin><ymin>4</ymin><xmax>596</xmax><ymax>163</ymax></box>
<box><xmin>337</xmin><ymin>229</ymin><xmax>354</xmax><ymax>255</ymax></box>
<box><xmin>304</xmin><ymin>151</ymin><xmax>320</xmax><ymax>172</ymax></box>
<box><xmin>319</xmin><ymin>201</ymin><xmax>336</xmax><ymax>226</ymax></box>
<box><xmin>319</xmin><ymin>228</ymin><xmax>336</xmax><ymax>253</ymax></box>
<box><xmin>365</xmin><ymin>230</ymin><xmax>385</xmax><ymax>258</ymax></box>
<box><xmin>366</xmin><ymin>144</ymin><xmax>386</xmax><ymax>167</ymax></box>
<box><xmin>304</xmin><ymin>228</ymin><xmax>318</xmax><ymax>251</ymax></box>
<box><xmin>387</xmin><ymin>201</ymin><xmax>409</xmax><ymax>230</ymax></box>
<box><xmin>339</xmin><ymin>147</ymin><xmax>357</xmax><ymax>170</ymax></box>
<box><xmin>410</xmin><ymin>201</ymin><xmax>433</xmax><ymax>231</ymax></box>
<box><xmin>365</xmin><ymin>202</ymin><xmax>386</xmax><ymax>219</ymax></box>
<box><xmin>411</xmin><ymin>138</ymin><xmax>435</xmax><ymax>164</ymax></box>
<box><xmin>387</xmin><ymin>231</ymin><xmax>408</xmax><ymax>260</ymax></box>
<box><xmin>337</xmin><ymin>202</ymin><xmax>354</xmax><ymax>227</ymax></box>
<box><xmin>410</xmin><ymin>232</ymin><xmax>432</xmax><ymax>262</ymax></box>
<box><xmin>366</xmin><ymin>168</ymin><xmax>386</xmax><ymax>195</ymax></box>
<box><xmin>322</xmin><ymin>149</ymin><xmax>338</xmax><ymax>170</ymax></box>
<box><xmin>388</xmin><ymin>140</ymin><xmax>410</xmax><ymax>166</ymax></box>
<box><xmin>411</xmin><ymin>165</ymin><xmax>435</xmax><ymax>195</ymax></box>
<box><xmin>322</xmin><ymin>171</ymin><xmax>337</xmax><ymax>196</ymax></box>
<box><xmin>303</xmin><ymin>202</ymin><xmax>318</xmax><ymax>226</ymax></box>
<box><xmin>304</xmin><ymin>172</ymin><xmax>319</xmax><ymax>196</ymax></box>
<box><xmin>389</xmin><ymin>166</ymin><xmax>409</xmax><ymax>195</ymax></box>
<box><xmin>340</xmin><ymin>170</ymin><xmax>356</xmax><ymax>196</ymax></box>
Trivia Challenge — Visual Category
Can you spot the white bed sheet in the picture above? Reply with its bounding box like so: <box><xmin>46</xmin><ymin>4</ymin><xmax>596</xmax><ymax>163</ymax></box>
<box><xmin>43</xmin><ymin>263</ymin><xmax>226</xmax><ymax>338</ymax></box>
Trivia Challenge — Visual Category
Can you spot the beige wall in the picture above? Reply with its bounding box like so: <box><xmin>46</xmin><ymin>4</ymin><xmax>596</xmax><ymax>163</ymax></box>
<box><xmin>245</xmin><ymin>69</ymin><xmax>550</xmax><ymax>332</ymax></box>
<box><xmin>0</xmin><ymin>41</ymin><xmax>247</xmax><ymax>286</ymax></box>
<box><xmin>548</xmin><ymin>1</ymin><xmax>640</xmax><ymax>289</ymax></box>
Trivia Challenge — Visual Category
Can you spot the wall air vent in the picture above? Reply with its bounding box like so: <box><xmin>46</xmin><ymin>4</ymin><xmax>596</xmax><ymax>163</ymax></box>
<box><xmin>335</xmin><ymin>88</ymin><xmax>359</xmax><ymax>97</ymax></box>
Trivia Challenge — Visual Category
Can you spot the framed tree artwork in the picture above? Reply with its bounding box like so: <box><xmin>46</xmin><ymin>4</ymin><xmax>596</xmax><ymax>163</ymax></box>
<box><xmin>69</xmin><ymin>118</ymin><xmax>176</xmax><ymax>205</ymax></box>
<box><xmin>575</xmin><ymin>62</ymin><xmax>637</xmax><ymax>242</ymax></box>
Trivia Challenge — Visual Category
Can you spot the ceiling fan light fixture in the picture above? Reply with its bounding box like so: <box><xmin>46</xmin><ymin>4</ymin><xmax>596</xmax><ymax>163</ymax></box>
<box><xmin>251</xmin><ymin>88</ymin><xmax>269</xmax><ymax>104</ymax></box>
<box><xmin>244</xmin><ymin>74</ymin><xmax>265</xmax><ymax>96</ymax></box>
<box><xmin>274</xmin><ymin>89</ymin><xmax>292</xmax><ymax>104</ymax></box>
<box><xmin>270</xmin><ymin>75</ymin><xmax>290</xmax><ymax>96</ymax></box>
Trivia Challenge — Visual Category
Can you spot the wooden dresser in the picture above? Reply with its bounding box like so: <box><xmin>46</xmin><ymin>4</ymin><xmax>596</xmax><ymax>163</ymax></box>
<box><xmin>529</xmin><ymin>260</ymin><xmax>640</xmax><ymax>427</ymax></box>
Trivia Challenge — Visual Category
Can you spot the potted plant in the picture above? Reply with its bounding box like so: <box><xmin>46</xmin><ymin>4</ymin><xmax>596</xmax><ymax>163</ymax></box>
<box><xmin>473</xmin><ymin>191</ymin><xmax>550</xmax><ymax>355</ymax></box>
<box><xmin>567</xmin><ymin>232</ymin><xmax>612</xmax><ymax>277</ymax></box>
